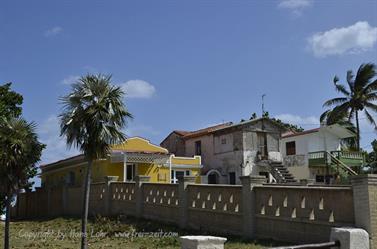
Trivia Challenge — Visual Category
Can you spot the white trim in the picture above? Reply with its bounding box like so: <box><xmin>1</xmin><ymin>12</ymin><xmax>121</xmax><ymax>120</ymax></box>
<box><xmin>171</xmin><ymin>169</ymin><xmax>191</xmax><ymax>184</ymax></box>
<box><xmin>169</xmin><ymin>154</ymin><xmax>173</xmax><ymax>184</ymax></box>
<box><xmin>205</xmin><ymin>169</ymin><xmax>222</xmax><ymax>177</ymax></box>
<box><xmin>123</xmin><ymin>153</ymin><xmax>127</xmax><ymax>182</ymax></box>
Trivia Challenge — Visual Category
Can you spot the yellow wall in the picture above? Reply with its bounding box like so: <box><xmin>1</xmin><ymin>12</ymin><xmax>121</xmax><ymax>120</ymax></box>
<box><xmin>41</xmin><ymin>137</ymin><xmax>202</xmax><ymax>187</ymax></box>
<box><xmin>112</xmin><ymin>137</ymin><xmax>168</xmax><ymax>153</ymax></box>
<box><xmin>41</xmin><ymin>161</ymin><xmax>107</xmax><ymax>188</ymax></box>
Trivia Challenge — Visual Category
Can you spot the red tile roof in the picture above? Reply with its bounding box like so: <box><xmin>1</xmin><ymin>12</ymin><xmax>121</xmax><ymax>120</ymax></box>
<box><xmin>182</xmin><ymin>122</ymin><xmax>233</xmax><ymax>139</ymax></box>
<box><xmin>173</xmin><ymin>130</ymin><xmax>191</xmax><ymax>136</ymax></box>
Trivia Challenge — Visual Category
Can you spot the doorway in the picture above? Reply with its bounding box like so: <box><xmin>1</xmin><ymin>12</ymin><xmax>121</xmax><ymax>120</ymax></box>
<box><xmin>257</xmin><ymin>132</ymin><xmax>268</xmax><ymax>160</ymax></box>
<box><xmin>126</xmin><ymin>164</ymin><xmax>135</xmax><ymax>181</ymax></box>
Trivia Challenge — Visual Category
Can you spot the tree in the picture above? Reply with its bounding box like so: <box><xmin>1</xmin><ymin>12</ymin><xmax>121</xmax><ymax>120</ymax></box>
<box><xmin>0</xmin><ymin>83</ymin><xmax>23</xmax><ymax>218</ymax></box>
<box><xmin>249</xmin><ymin>112</ymin><xmax>304</xmax><ymax>132</ymax></box>
<box><xmin>0</xmin><ymin>83</ymin><xmax>23</xmax><ymax>118</ymax></box>
<box><xmin>321</xmin><ymin>63</ymin><xmax>377</xmax><ymax>150</ymax></box>
<box><xmin>366</xmin><ymin>139</ymin><xmax>377</xmax><ymax>173</ymax></box>
<box><xmin>59</xmin><ymin>74</ymin><xmax>132</xmax><ymax>249</ymax></box>
<box><xmin>0</xmin><ymin>118</ymin><xmax>44</xmax><ymax>249</ymax></box>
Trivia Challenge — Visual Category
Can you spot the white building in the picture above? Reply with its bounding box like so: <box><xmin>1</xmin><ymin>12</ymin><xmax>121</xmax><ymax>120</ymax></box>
<box><xmin>280</xmin><ymin>124</ymin><xmax>363</xmax><ymax>182</ymax></box>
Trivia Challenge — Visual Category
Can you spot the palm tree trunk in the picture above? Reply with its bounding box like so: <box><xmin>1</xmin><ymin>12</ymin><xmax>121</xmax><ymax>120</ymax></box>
<box><xmin>81</xmin><ymin>159</ymin><xmax>93</xmax><ymax>249</ymax></box>
<box><xmin>355</xmin><ymin>111</ymin><xmax>360</xmax><ymax>150</ymax></box>
<box><xmin>4</xmin><ymin>195</ymin><xmax>11</xmax><ymax>249</ymax></box>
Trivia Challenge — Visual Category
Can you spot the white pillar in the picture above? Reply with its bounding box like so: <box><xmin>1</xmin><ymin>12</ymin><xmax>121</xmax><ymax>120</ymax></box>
<box><xmin>123</xmin><ymin>153</ymin><xmax>127</xmax><ymax>182</ymax></box>
<box><xmin>169</xmin><ymin>155</ymin><xmax>173</xmax><ymax>184</ymax></box>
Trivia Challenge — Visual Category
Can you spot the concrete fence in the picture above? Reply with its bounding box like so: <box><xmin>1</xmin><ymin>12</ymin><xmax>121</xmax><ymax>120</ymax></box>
<box><xmin>11</xmin><ymin>174</ymin><xmax>377</xmax><ymax>249</ymax></box>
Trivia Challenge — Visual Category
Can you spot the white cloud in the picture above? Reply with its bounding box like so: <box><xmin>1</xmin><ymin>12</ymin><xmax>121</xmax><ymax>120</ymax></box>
<box><xmin>308</xmin><ymin>21</ymin><xmax>377</xmax><ymax>57</ymax></box>
<box><xmin>275</xmin><ymin>114</ymin><xmax>319</xmax><ymax>127</ymax></box>
<box><xmin>61</xmin><ymin>75</ymin><xmax>80</xmax><ymax>85</ymax></box>
<box><xmin>44</xmin><ymin>26</ymin><xmax>63</xmax><ymax>37</ymax></box>
<box><xmin>278</xmin><ymin>0</ymin><xmax>312</xmax><ymax>16</ymax></box>
<box><xmin>120</xmin><ymin>80</ymin><xmax>156</xmax><ymax>98</ymax></box>
<box><xmin>38</xmin><ymin>115</ymin><xmax>78</xmax><ymax>165</ymax></box>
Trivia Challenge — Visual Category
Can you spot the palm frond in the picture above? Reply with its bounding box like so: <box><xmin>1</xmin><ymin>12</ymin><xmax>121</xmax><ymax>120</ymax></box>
<box><xmin>365</xmin><ymin>92</ymin><xmax>377</xmax><ymax>102</ymax></box>
<box><xmin>334</xmin><ymin>83</ymin><xmax>350</xmax><ymax>96</ymax></box>
<box><xmin>365</xmin><ymin>102</ymin><xmax>377</xmax><ymax>112</ymax></box>
<box><xmin>364</xmin><ymin>109</ymin><xmax>377</xmax><ymax>130</ymax></box>
<box><xmin>59</xmin><ymin>74</ymin><xmax>133</xmax><ymax>160</ymax></box>
<box><xmin>320</xmin><ymin>109</ymin><xmax>331</xmax><ymax>123</ymax></box>
<box><xmin>364</xmin><ymin>79</ymin><xmax>377</xmax><ymax>94</ymax></box>
<box><xmin>323</xmin><ymin>97</ymin><xmax>348</xmax><ymax>107</ymax></box>
<box><xmin>354</xmin><ymin>63</ymin><xmax>377</xmax><ymax>92</ymax></box>
<box><xmin>324</xmin><ymin>102</ymin><xmax>351</xmax><ymax>125</ymax></box>
<box><xmin>346</xmin><ymin>70</ymin><xmax>355</xmax><ymax>92</ymax></box>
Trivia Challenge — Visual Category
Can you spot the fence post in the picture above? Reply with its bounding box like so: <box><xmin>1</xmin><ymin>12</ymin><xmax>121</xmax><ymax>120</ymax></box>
<box><xmin>104</xmin><ymin>176</ymin><xmax>119</xmax><ymax>216</ymax></box>
<box><xmin>135</xmin><ymin>175</ymin><xmax>150</xmax><ymax>218</ymax></box>
<box><xmin>240</xmin><ymin>175</ymin><xmax>266</xmax><ymax>239</ymax></box>
<box><xmin>351</xmin><ymin>174</ymin><xmax>377</xmax><ymax>249</ymax></box>
<box><xmin>178</xmin><ymin>176</ymin><xmax>196</xmax><ymax>229</ymax></box>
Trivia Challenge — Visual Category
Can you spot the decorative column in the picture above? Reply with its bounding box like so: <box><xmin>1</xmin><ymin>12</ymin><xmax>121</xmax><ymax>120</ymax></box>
<box><xmin>135</xmin><ymin>175</ymin><xmax>150</xmax><ymax>218</ymax></box>
<box><xmin>240</xmin><ymin>175</ymin><xmax>266</xmax><ymax>239</ymax></box>
<box><xmin>178</xmin><ymin>176</ymin><xmax>196</xmax><ymax>229</ymax></box>
<box><xmin>351</xmin><ymin>174</ymin><xmax>377</xmax><ymax>249</ymax></box>
<box><xmin>103</xmin><ymin>176</ymin><xmax>119</xmax><ymax>216</ymax></box>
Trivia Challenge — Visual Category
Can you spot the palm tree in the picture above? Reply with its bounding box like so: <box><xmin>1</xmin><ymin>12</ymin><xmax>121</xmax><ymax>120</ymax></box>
<box><xmin>321</xmin><ymin>63</ymin><xmax>377</xmax><ymax>150</ymax></box>
<box><xmin>60</xmin><ymin>74</ymin><xmax>132</xmax><ymax>249</ymax></box>
<box><xmin>0</xmin><ymin>117</ymin><xmax>44</xmax><ymax>249</ymax></box>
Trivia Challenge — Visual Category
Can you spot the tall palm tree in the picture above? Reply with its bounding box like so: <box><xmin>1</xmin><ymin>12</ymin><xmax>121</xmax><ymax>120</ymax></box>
<box><xmin>0</xmin><ymin>117</ymin><xmax>44</xmax><ymax>249</ymax></box>
<box><xmin>321</xmin><ymin>63</ymin><xmax>377</xmax><ymax>150</ymax></box>
<box><xmin>60</xmin><ymin>74</ymin><xmax>132</xmax><ymax>249</ymax></box>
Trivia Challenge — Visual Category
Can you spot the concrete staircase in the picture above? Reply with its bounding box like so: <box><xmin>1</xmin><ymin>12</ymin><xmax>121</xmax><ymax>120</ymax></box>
<box><xmin>269</xmin><ymin>161</ymin><xmax>297</xmax><ymax>184</ymax></box>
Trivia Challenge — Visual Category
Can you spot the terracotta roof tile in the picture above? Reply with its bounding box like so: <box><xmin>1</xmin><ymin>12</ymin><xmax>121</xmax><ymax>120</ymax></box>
<box><xmin>183</xmin><ymin>122</ymin><xmax>233</xmax><ymax>139</ymax></box>
<box><xmin>174</xmin><ymin>130</ymin><xmax>191</xmax><ymax>136</ymax></box>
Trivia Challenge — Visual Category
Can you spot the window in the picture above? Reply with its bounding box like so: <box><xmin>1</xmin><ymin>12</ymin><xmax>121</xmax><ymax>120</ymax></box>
<box><xmin>171</xmin><ymin>170</ymin><xmax>185</xmax><ymax>183</ymax></box>
<box><xmin>195</xmin><ymin>140</ymin><xmax>202</xmax><ymax>155</ymax></box>
<box><xmin>286</xmin><ymin>141</ymin><xmax>296</xmax><ymax>155</ymax></box>
<box><xmin>185</xmin><ymin>170</ymin><xmax>191</xmax><ymax>176</ymax></box>
<box><xmin>126</xmin><ymin>164</ymin><xmax>135</xmax><ymax>181</ymax></box>
<box><xmin>229</xmin><ymin>172</ymin><xmax>236</xmax><ymax>185</ymax></box>
<box><xmin>66</xmin><ymin>171</ymin><xmax>75</xmax><ymax>186</ymax></box>
<box><xmin>221</xmin><ymin>138</ymin><xmax>227</xmax><ymax>144</ymax></box>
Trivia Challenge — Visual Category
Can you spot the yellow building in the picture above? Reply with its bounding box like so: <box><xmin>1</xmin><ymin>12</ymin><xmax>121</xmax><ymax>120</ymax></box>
<box><xmin>40</xmin><ymin>137</ymin><xmax>202</xmax><ymax>188</ymax></box>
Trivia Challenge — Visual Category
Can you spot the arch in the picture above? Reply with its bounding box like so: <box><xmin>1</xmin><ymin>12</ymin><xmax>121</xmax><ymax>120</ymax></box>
<box><xmin>206</xmin><ymin>169</ymin><xmax>221</xmax><ymax>184</ymax></box>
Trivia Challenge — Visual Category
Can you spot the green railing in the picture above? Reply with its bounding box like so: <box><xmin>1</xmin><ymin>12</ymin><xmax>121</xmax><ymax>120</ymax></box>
<box><xmin>308</xmin><ymin>150</ymin><xmax>364</xmax><ymax>167</ymax></box>
<box><xmin>308</xmin><ymin>151</ymin><xmax>327</xmax><ymax>166</ymax></box>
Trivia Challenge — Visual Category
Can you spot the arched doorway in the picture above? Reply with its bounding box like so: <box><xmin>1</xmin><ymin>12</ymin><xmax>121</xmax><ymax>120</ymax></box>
<box><xmin>206</xmin><ymin>169</ymin><xmax>221</xmax><ymax>184</ymax></box>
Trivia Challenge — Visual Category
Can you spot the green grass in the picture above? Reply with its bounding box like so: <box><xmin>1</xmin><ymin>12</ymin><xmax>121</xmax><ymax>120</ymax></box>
<box><xmin>0</xmin><ymin>216</ymin><xmax>281</xmax><ymax>248</ymax></box>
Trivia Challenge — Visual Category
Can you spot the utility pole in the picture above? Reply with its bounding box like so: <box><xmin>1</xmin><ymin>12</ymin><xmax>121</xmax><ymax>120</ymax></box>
<box><xmin>261</xmin><ymin>94</ymin><xmax>266</xmax><ymax>130</ymax></box>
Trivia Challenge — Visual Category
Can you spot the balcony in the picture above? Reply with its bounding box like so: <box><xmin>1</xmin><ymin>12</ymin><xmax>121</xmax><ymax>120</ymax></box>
<box><xmin>308</xmin><ymin>151</ymin><xmax>364</xmax><ymax>167</ymax></box>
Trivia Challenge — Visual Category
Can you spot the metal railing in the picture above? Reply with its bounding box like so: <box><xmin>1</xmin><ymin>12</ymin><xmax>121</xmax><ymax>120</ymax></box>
<box><xmin>271</xmin><ymin>240</ymin><xmax>340</xmax><ymax>249</ymax></box>
<box><xmin>326</xmin><ymin>151</ymin><xmax>358</xmax><ymax>176</ymax></box>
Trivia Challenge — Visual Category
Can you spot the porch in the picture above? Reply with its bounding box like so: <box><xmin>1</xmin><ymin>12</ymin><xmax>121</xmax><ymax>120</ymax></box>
<box><xmin>308</xmin><ymin>151</ymin><xmax>364</xmax><ymax>167</ymax></box>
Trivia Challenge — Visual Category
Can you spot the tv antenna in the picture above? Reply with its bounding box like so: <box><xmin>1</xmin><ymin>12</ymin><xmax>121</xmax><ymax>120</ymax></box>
<box><xmin>262</xmin><ymin>94</ymin><xmax>266</xmax><ymax>116</ymax></box>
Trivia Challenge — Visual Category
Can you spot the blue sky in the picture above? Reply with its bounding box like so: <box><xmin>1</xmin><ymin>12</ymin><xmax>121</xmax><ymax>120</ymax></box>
<box><xmin>1</xmin><ymin>0</ymin><xmax>377</xmax><ymax>177</ymax></box>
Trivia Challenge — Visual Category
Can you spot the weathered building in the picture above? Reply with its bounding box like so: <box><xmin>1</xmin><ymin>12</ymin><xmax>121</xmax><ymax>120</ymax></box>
<box><xmin>161</xmin><ymin>118</ymin><xmax>288</xmax><ymax>184</ymax></box>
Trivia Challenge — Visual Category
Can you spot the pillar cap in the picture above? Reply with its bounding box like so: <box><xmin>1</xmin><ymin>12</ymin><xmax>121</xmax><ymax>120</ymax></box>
<box><xmin>240</xmin><ymin>175</ymin><xmax>267</xmax><ymax>184</ymax></box>
<box><xmin>104</xmin><ymin>176</ymin><xmax>119</xmax><ymax>183</ymax></box>
<box><xmin>351</xmin><ymin>174</ymin><xmax>377</xmax><ymax>185</ymax></box>
<box><xmin>177</xmin><ymin>175</ymin><xmax>196</xmax><ymax>183</ymax></box>
<box><xmin>135</xmin><ymin>175</ymin><xmax>151</xmax><ymax>182</ymax></box>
